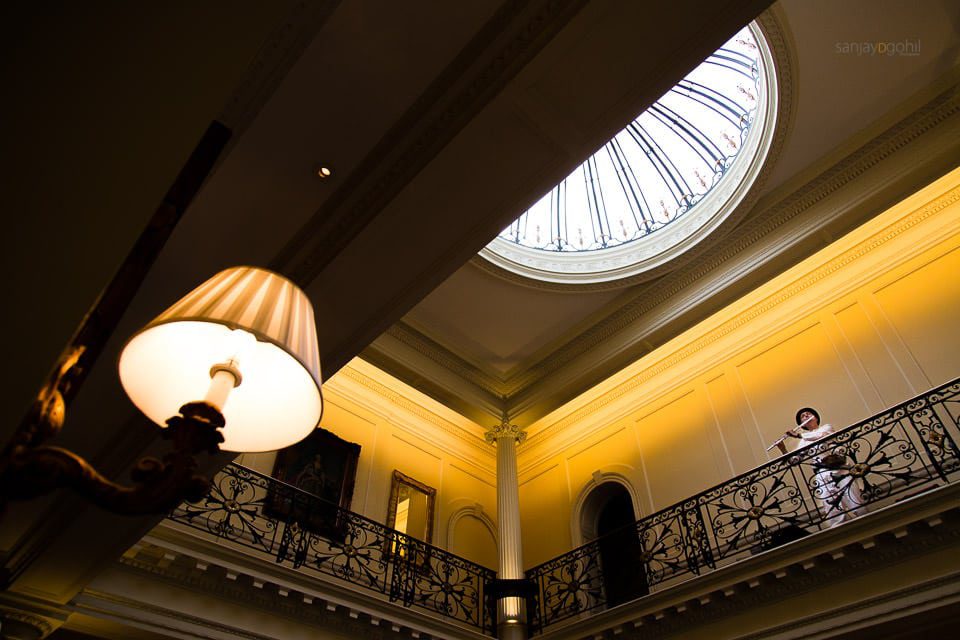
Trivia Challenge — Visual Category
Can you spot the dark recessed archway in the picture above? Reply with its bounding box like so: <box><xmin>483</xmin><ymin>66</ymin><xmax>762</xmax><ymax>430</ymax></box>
<box><xmin>586</xmin><ymin>482</ymin><xmax>650</xmax><ymax>607</ymax></box>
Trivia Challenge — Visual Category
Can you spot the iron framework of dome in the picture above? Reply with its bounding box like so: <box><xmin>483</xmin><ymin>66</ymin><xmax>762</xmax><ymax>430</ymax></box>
<box><xmin>480</xmin><ymin>23</ymin><xmax>778</xmax><ymax>285</ymax></box>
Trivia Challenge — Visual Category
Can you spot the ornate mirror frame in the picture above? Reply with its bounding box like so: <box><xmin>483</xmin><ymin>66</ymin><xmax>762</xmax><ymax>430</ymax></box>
<box><xmin>385</xmin><ymin>469</ymin><xmax>437</xmax><ymax>545</ymax></box>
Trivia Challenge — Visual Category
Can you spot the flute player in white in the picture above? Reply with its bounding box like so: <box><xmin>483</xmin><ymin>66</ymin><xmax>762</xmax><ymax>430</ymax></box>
<box><xmin>784</xmin><ymin>407</ymin><xmax>862</xmax><ymax>528</ymax></box>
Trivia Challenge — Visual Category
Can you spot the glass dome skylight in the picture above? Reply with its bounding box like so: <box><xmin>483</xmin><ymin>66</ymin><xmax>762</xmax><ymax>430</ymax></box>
<box><xmin>481</xmin><ymin>23</ymin><xmax>777</xmax><ymax>285</ymax></box>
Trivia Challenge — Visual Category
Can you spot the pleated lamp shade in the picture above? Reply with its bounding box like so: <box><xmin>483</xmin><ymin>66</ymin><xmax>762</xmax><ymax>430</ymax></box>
<box><xmin>119</xmin><ymin>266</ymin><xmax>323</xmax><ymax>452</ymax></box>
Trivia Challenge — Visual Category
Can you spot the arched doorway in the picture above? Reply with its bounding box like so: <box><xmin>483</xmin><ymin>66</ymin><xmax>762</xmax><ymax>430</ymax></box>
<box><xmin>590</xmin><ymin>483</ymin><xmax>649</xmax><ymax>606</ymax></box>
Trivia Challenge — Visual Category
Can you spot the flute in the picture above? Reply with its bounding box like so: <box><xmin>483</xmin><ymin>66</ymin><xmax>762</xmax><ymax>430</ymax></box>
<box><xmin>766</xmin><ymin>415</ymin><xmax>814</xmax><ymax>452</ymax></box>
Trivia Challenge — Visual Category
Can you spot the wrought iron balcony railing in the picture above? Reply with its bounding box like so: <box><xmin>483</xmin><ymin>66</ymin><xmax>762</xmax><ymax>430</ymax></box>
<box><xmin>167</xmin><ymin>463</ymin><xmax>497</xmax><ymax>634</ymax></box>
<box><xmin>525</xmin><ymin>378</ymin><xmax>960</xmax><ymax>633</ymax></box>
<box><xmin>165</xmin><ymin>378</ymin><xmax>960</xmax><ymax>637</ymax></box>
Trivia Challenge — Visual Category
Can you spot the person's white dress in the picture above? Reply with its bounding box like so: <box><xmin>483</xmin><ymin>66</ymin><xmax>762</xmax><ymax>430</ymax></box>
<box><xmin>794</xmin><ymin>424</ymin><xmax>862</xmax><ymax>528</ymax></box>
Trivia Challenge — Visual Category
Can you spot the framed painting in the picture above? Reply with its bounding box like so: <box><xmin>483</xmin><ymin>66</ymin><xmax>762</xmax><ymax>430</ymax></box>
<box><xmin>264</xmin><ymin>427</ymin><xmax>361</xmax><ymax>540</ymax></box>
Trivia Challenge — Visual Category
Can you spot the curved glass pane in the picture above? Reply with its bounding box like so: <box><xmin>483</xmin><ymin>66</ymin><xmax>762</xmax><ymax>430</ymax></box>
<box><xmin>482</xmin><ymin>24</ymin><xmax>775</xmax><ymax>284</ymax></box>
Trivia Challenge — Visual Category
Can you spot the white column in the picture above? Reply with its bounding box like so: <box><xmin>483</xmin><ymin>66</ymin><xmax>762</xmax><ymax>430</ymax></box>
<box><xmin>485</xmin><ymin>416</ymin><xmax>527</xmax><ymax>640</ymax></box>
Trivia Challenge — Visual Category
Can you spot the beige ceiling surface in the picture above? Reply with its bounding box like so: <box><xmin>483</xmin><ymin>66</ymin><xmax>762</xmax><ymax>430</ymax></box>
<box><xmin>404</xmin><ymin>262</ymin><xmax>621</xmax><ymax>375</ymax></box>
<box><xmin>367</xmin><ymin>0</ymin><xmax>960</xmax><ymax>427</ymax></box>
<box><xmin>763</xmin><ymin>0</ymin><xmax>960</xmax><ymax>186</ymax></box>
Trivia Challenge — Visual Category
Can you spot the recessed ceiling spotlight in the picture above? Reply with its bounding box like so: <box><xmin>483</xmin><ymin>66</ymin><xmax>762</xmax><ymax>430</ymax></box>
<box><xmin>316</xmin><ymin>165</ymin><xmax>333</xmax><ymax>179</ymax></box>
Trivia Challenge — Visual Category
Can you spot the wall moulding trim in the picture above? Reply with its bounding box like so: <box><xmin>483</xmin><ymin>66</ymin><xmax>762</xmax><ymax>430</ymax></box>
<box><xmin>446</xmin><ymin>504</ymin><xmax>498</xmax><ymax>554</ymax></box>
<box><xmin>369</xmin><ymin>81</ymin><xmax>960</xmax><ymax>432</ymax></box>
<box><xmin>379</xmin><ymin>323</ymin><xmax>505</xmax><ymax>396</ymax></box>
<box><xmin>504</xmin><ymin>81</ymin><xmax>960</xmax><ymax>400</ymax></box>
<box><xmin>328</xmin><ymin>364</ymin><xmax>494</xmax><ymax>464</ymax></box>
<box><xmin>520</xmin><ymin>180</ymin><xmax>960</xmax><ymax>459</ymax></box>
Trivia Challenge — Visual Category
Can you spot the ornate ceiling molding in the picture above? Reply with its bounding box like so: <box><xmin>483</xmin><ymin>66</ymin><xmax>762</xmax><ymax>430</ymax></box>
<box><xmin>0</xmin><ymin>609</ymin><xmax>54</xmax><ymax>638</ymax></box>
<box><xmin>505</xmin><ymin>77</ymin><xmax>960</xmax><ymax>416</ymax></box>
<box><xmin>521</xmin><ymin>178</ymin><xmax>960</xmax><ymax>454</ymax></box>
<box><xmin>377</xmin><ymin>323</ymin><xmax>504</xmax><ymax>399</ymax></box>
<box><xmin>367</xmin><ymin>6</ymin><xmax>800</xmax><ymax>413</ymax></box>
<box><xmin>363</xmin><ymin>76</ymin><xmax>957</xmax><ymax>425</ymax></box>
<box><xmin>330</xmin><ymin>364</ymin><xmax>494</xmax><ymax>462</ymax></box>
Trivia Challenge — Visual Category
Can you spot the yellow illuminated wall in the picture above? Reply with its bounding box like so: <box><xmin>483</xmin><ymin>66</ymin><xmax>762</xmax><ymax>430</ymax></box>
<box><xmin>240</xmin><ymin>169</ymin><xmax>960</xmax><ymax>571</ymax></box>
<box><xmin>236</xmin><ymin>358</ymin><xmax>500</xmax><ymax>569</ymax></box>
<box><xmin>517</xmin><ymin>168</ymin><xmax>960</xmax><ymax>566</ymax></box>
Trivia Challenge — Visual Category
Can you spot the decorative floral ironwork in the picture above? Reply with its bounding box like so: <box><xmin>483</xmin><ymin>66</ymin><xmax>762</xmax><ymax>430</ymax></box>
<box><xmin>703</xmin><ymin>468</ymin><xmax>807</xmax><ymax>559</ymax></box>
<box><xmin>635</xmin><ymin>509</ymin><xmax>688</xmax><ymax>584</ymax></box>
<box><xmin>168</xmin><ymin>464</ymin><xmax>494</xmax><ymax>633</ymax></box>
<box><xmin>168</xmin><ymin>380</ymin><xmax>960</xmax><ymax>637</ymax></box>
<box><xmin>528</xmin><ymin>378</ymin><xmax>960</xmax><ymax>634</ymax></box>
<box><xmin>173</xmin><ymin>464</ymin><xmax>280</xmax><ymax>555</ymax></box>
<box><xmin>529</xmin><ymin>540</ymin><xmax>605</xmax><ymax>627</ymax></box>
<box><xmin>413</xmin><ymin>550</ymin><xmax>488</xmax><ymax>626</ymax></box>
<box><xmin>304</xmin><ymin>518</ymin><xmax>390</xmax><ymax>590</ymax></box>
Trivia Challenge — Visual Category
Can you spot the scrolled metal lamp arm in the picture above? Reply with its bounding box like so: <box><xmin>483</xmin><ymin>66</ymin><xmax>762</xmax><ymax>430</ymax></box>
<box><xmin>0</xmin><ymin>350</ymin><xmax>226</xmax><ymax>516</ymax></box>
<box><xmin>1</xmin><ymin>122</ymin><xmax>233</xmax><ymax>518</ymax></box>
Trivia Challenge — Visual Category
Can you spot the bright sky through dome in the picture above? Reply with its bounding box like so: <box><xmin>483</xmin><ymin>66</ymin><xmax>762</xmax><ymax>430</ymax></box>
<box><xmin>496</xmin><ymin>26</ymin><xmax>762</xmax><ymax>254</ymax></box>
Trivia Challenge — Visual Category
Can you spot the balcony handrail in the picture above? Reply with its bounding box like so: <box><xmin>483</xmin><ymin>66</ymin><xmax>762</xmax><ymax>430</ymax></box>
<box><xmin>165</xmin><ymin>378</ymin><xmax>960</xmax><ymax>636</ymax></box>
<box><xmin>167</xmin><ymin>461</ymin><xmax>497</xmax><ymax>634</ymax></box>
<box><xmin>525</xmin><ymin>377</ymin><xmax>960</xmax><ymax>633</ymax></box>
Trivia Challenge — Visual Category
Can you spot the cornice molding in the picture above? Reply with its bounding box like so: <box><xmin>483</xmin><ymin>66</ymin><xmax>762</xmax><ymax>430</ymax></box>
<box><xmin>106</xmin><ymin>530</ymin><xmax>490</xmax><ymax>640</ymax></box>
<box><xmin>331</xmin><ymin>365</ymin><xmax>494</xmax><ymax>462</ymax></box>
<box><xmin>506</xmin><ymin>79</ymin><xmax>960</xmax><ymax>410</ymax></box>
<box><xmin>77</xmin><ymin>588</ymin><xmax>279</xmax><ymax>640</ymax></box>
<box><xmin>0</xmin><ymin>609</ymin><xmax>54</xmax><ymax>638</ymax></box>
<box><xmin>733</xmin><ymin>571</ymin><xmax>960</xmax><ymax>640</ymax></box>
<box><xmin>598</xmin><ymin>538</ymin><xmax>960</xmax><ymax>640</ymax></box>
<box><xmin>77</xmin><ymin>583</ymin><xmax>406</xmax><ymax>640</ymax></box>
<box><xmin>375</xmin><ymin>322</ymin><xmax>505</xmax><ymax>398</ymax></box>
<box><xmin>0</xmin><ymin>592</ymin><xmax>72</xmax><ymax>638</ymax></box>
<box><xmin>343</xmin><ymin>18</ymin><xmax>958</xmax><ymax>432</ymax></box>
<box><xmin>523</xmin><ymin>181</ymin><xmax>960</xmax><ymax>453</ymax></box>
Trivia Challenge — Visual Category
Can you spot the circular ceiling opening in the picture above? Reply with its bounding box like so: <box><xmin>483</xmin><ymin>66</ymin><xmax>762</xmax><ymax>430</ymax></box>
<box><xmin>480</xmin><ymin>23</ymin><xmax>778</xmax><ymax>285</ymax></box>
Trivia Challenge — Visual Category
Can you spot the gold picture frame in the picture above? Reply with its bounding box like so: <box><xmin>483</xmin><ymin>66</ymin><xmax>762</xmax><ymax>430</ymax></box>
<box><xmin>385</xmin><ymin>470</ymin><xmax>436</xmax><ymax>561</ymax></box>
